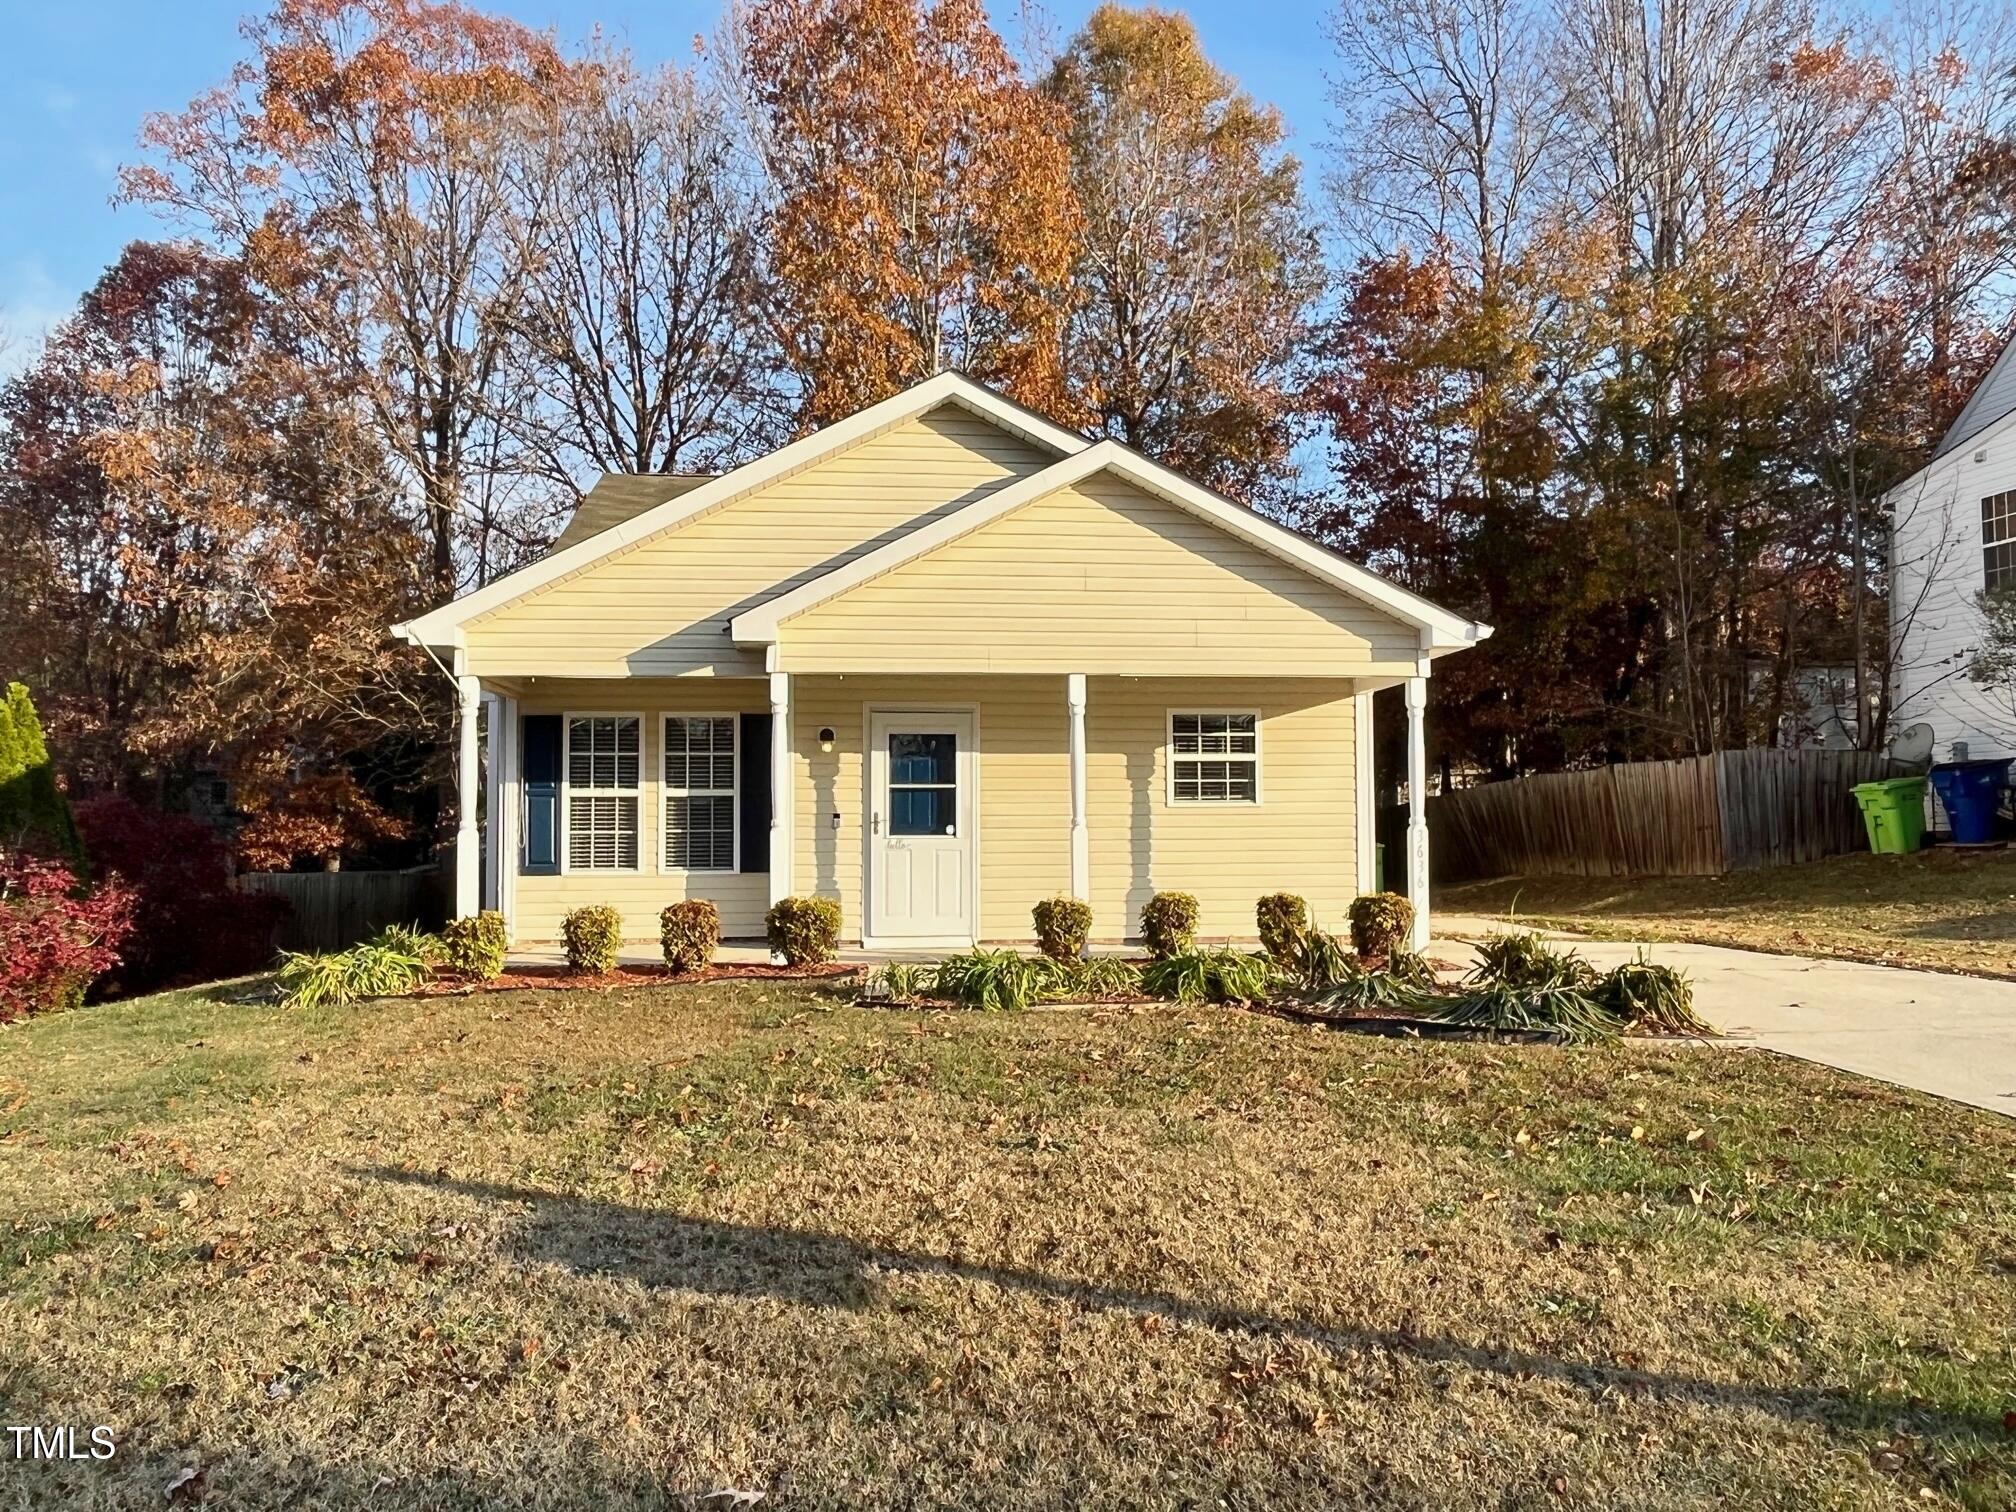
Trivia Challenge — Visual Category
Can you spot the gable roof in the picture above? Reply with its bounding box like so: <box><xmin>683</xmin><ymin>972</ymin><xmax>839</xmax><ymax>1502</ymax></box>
<box><xmin>393</xmin><ymin>371</ymin><xmax>1088</xmax><ymax>649</ymax></box>
<box><xmin>549</xmin><ymin>473</ymin><xmax>714</xmax><ymax>553</ymax></box>
<box><xmin>730</xmin><ymin>439</ymin><xmax>1490</xmax><ymax>654</ymax></box>
<box><xmin>1936</xmin><ymin>331</ymin><xmax>2016</xmax><ymax>463</ymax></box>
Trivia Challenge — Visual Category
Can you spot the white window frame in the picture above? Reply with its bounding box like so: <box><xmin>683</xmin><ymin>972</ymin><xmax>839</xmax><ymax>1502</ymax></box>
<box><xmin>1165</xmin><ymin>710</ymin><xmax>1264</xmax><ymax>806</ymax></box>
<box><xmin>1985</xmin><ymin>489</ymin><xmax>2016</xmax><ymax>590</ymax></box>
<box><xmin>561</xmin><ymin>711</ymin><xmax>646</xmax><ymax>874</ymax></box>
<box><xmin>660</xmin><ymin>713</ymin><xmax>739</xmax><ymax>874</ymax></box>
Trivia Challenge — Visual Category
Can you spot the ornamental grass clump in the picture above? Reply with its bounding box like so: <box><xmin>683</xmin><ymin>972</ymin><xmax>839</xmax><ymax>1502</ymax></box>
<box><xmin>765</xmin><ymin>896</ymin><xmax>842</xmax><ymax>966</ymax></box>
<box><xmin>1429</xmin><ymin>928</ymin><xmax>1616</xmax><ymax>1042</ymax></box>
<box><xmin>934</xmin><ymin>948</ymin><xmax>1041</xmax><ymax>1011</ymax></box>
<box><xmin>1255</xmin><ymin>893</ymin><xmax>1308</xmax><ymax>966</ymax></box>
<box><xmin>561</xmin><ymin>905</ymin><xmax>623</xmax><ymax>975</ymax></box>
<box><xmin>1031</xmin><ymin>896</ymin><xmax>1093</xmax><ymax>962</ymax></box>
<box><xmin>1284</xmin><ymin>926</ymin><xmax>1355</xmax><ymax>992</ymax></box>
<box><xmin>1309</xmin><ymin>961</ymin><xmax>1436</xmax><ymax>1016</ymax></box>
<box><xmin>1142</xmin><ymin>948</ymin><xmax>1275</xmax><ymax>1005</ymax></box>
<box><xmin>1140</xmin><ymin>892</ymin><xmax>1199</xmax><ymax>959</ymax></box>
<box><xmin>1599</xmin><ymin>952</ymin><xmax>1713</xmax><ymax>1035</ymax></box>
<box><xmin>659</xmin><ymin>899</ymin><xmax>720</xmax><ymax>975</ymax></box>
<box><xmin>860</xmin><ymin>960</ymin><xmax>940</xmax><ymax>1003</ymax></box>
<box><xmin>275</xmin><ymin>923</ymin><xmax>435</xmax><ymax>1009</ymax></box>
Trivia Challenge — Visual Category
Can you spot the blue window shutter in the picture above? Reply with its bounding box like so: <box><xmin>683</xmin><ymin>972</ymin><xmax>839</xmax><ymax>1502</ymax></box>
<box><xmin>739</xmin><ymin>712</ymin><xmax>771</xmax><ymax>875</ymax></box>
<box><xmin>522</xmin><ymin>714</ymin><xmax>561</xmax><ymax>875</ymax></box>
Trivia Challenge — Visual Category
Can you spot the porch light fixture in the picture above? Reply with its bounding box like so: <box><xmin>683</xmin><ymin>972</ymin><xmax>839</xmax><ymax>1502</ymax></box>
<box><xmin>818</xmin><ymin>727</ymin><xmax>836</xmax><ymax>753</ymax></box>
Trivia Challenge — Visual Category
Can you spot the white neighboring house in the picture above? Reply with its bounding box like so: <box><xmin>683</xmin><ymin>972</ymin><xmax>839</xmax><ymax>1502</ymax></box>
<box><xmin>1890</xmin><ymin>335</ymin><xmax>2016</xmax><ymax>761</ymax></box>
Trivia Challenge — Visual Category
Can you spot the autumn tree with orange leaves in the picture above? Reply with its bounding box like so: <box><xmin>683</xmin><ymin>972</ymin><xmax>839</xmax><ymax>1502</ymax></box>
<box><xmin>736</xmin><ymin>0</ymin><xmax>1082</xmax><ymax>428</ymax></box>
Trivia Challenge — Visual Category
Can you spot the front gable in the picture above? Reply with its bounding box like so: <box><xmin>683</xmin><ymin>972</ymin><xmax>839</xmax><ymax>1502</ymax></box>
<box><xmin>768</xmin><ymin>467</ymin><xmax>1428</xmax><ymax>676</ymax></box>
<box><xmin>458</xmin><ymin>403</ymin><xmax>1059</xmax><ymax>678</ymax></box>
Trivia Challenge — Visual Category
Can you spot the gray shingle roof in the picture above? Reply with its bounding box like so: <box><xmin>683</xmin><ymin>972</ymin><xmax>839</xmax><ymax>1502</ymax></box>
<box><xmin>549</xmin><ymin>474</ymin><xmax>715</xmax><ymax>552</ymax></box>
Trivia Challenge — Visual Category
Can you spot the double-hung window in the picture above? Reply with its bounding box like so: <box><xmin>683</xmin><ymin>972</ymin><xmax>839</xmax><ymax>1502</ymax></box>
<box><xmin>1985</xmin><ymin>490</ymin><xmax>2016</xmax><ymax>590</ymax></box>
<box><xmin>1168</xmin><ymin>712</ymin><xmax>1260</xmax><ymax>803</ymax></box>
<box><xmin>565</xmin><ymin>714</ymin><xmax>641</xmax><ymax>870</ymax></box>
<box><xmin>663</xmin><ymin>716</ymin><xmax>736</xmax><ymax>871</ymax></box>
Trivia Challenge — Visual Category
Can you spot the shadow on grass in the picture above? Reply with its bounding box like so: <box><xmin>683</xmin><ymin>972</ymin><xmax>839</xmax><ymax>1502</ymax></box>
<box><xmin>363</xmin><ymin>1167</ymin><xmax>2006</xmax><ymax>1452</ymax></box>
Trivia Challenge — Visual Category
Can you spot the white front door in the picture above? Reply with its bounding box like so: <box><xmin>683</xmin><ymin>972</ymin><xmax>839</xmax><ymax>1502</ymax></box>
<box><xmin>867</xmin><ymin>710</ymin><xmax>976</xmax><ymax>943</ymax></box>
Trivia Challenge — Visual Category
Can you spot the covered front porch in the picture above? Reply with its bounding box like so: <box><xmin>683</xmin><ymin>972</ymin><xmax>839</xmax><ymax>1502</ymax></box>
<box><xmin>449</xmin><ymin>668</ymin><xmax>1437</xmax><ymax>953</ymax></box>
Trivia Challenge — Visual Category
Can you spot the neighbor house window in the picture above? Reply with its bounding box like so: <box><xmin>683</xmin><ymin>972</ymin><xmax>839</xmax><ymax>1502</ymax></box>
<box><xmin>565</xmin><ymin>714</ymin><xmax>641</xmax><ymax>870</ymax></box>
<box><xmin>1168</xmin><ymin>712</ymin><xmax>1260</xmax><ymax>803</ymax></box>
<box><xmin>1986</xmin><ymin>491</ymin><xmax>2016</xmax><ymax>590</ymax></box>
<box><xmin>663</xmin><ymin>715</ymin><xmax>736</xmax><ymax>871</ymax></box>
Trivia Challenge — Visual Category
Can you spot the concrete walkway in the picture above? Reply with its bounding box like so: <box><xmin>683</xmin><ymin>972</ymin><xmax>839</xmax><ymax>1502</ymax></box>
<box><xmin>1434</xmin><ymin>914</ymin><xmax>2016</xmax><ymax>1117</ymax></box>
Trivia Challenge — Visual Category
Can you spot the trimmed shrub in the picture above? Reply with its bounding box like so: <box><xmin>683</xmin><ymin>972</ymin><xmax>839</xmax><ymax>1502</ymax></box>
<box><xmin>73</xmin><ymin>794</ymin><xmax>288</xmax><ymax>995</ymax></box>
<box><xmin>1140</xmin><ymin>891</ymin><xmax>1200</xmax><ymax>959</ymax></box>
<box><xmin>766</xmin><ymin>895</ymin><xmax>842</xmax><ymax>967</ymax></box>
<box><xmin>0</xmin><ymin>856</ymin><xmax>134</xmax><ymax>1022</ymax></box>
<box><xmin>1348</xmin><ymin>892</ymin><xmax>1414</xmax><ymax>961</ymax></box>
<box><xmin>561</xmin><ymin>904</ymin><xmax>623</xmax><ymax>975</ymax></box>
<box><xmin>1256</xmin><ymin>892</ymin><xmax>1309</xmax><ymax>965</ymax></box>
<box><xmin>0</xmin><ymin>683</ymin><xmax>84</xmax><ymax>869</ymax></box>
<box><xmin>1142</xmin><ymin>947</ymin><xmax>1275</xmax><ymax>1005</ymax></box>
<box><xmin>441</xmin><ymin>911</ymin><xmax>509</xmax><ymax>981</ymax></box>
<box><xmin>660</xmin><ymin>900</ymin><xmax>721</xmax><ymax>975</ymax></box>
<box><xmin>1031</xmin><ymin>895</ymin><xmax>1093</xmax><ymax>962</ymax></box>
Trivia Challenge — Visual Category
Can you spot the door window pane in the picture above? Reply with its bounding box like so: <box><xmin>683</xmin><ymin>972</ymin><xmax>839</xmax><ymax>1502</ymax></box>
<box><xmin>889</xmin><ymin>733</ymin><xmax>956</xmax><ymax>784</ymax></box>
<box><xmin>890</xmin><ymin>786</ymin><xmax>955</xmax><ymax>835</ymax></box>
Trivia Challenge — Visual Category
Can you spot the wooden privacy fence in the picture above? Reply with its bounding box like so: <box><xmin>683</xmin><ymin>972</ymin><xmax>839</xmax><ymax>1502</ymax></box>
<box><xmin>1398</xmin><ymin>747</ymin><xmax>1910</xmax><ymax>886</ymax></box>
<box><xmin>235</xmin><ymin>868</ymin><xmax>446</xmax><ymax>952</ymax></box>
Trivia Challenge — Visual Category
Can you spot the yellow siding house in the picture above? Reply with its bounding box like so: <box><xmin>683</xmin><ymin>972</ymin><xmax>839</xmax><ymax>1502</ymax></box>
<box><xmin>395</xmin><ymin>374</ymin><xmax>1489</xmax><ymax>953</ymax></box>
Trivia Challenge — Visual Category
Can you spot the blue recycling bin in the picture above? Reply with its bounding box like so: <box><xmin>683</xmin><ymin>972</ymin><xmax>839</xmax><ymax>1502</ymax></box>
<box><xmin>1927</xmin><ymin>758</ymin><xmax>2012</xmax><ymax>845</ymax></box>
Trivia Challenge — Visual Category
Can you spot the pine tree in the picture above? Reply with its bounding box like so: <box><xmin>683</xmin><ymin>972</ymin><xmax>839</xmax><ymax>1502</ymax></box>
<box><xmin>0</xmin><ymin>683</ymin><xmax>85</xmax><ymax>870</ymax></box>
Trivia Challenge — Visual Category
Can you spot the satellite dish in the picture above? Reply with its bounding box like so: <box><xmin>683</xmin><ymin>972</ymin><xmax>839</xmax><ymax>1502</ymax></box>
<box><xmin>1890</xmin><ymin>722</ymin><xmax>1936</xmax><ymax>769</ymax></box>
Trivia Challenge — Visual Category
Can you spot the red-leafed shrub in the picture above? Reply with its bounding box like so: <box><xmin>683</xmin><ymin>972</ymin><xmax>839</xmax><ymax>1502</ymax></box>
<box><xmin>72</xmin><ymin>795</ymin><xmax>288</xmax><ymax>995</ymax></box>
<box><xmin>0</xmin><ymin>856</ymin><xmax>135</xmax><ymax>1022</ymax></box>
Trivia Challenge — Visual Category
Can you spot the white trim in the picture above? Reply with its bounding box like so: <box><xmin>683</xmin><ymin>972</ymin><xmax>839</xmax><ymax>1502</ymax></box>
<box><xmin>454</xmin><ymin>675</ymin><xmax>481</xmax><ymax>918</ymax></box>
<box><xmin>497</xmin><ymin>693</ymin><xmax>520</xmax><ymax>938</ymax></box>
<box><xmin>560</xmin><ymin>710</ymin><xmax>647</xmax><ymax>875</ymax></box>
<box><xmin>1067</xmin><ymin>674</ymin><xmax>1089</xmax><ymax>908</ymax></box>
<box><xmin>1353</xmin><ymin>689</ymin><xmax>1376</xmax><ymax>894</ymax></box>
<box><xmin>860</xmin><ymin>703</ymin><xmax>982</xmax><ymax>951</ymax></box>
<box><xmin>658</xmin><ymin>712</ymin><xmax>739</xmax><ymax>875</ymax></box>
<box><xmin>731</xmin><ymin>440</ymin><xmax>1490</xmax><ymax>651</ymax></box>
<box><xmin>1165</xmin><ymin>709</ymin><xmax>1264</xmax><ymax>806</ymax></box>
<box><xmin>1405</xmin><ymin>670</ymin><xmax>1431</xmax><ymax>951</ymax></box>
<box><xmin>391</xmin><ymin>372</ymin><xmax>1088</xmax><ymax>648</ymax></box>
<box><xmin>769</xmin><ymin>672</ymin><xmax>793</xmax><ymax>909</ymax></box>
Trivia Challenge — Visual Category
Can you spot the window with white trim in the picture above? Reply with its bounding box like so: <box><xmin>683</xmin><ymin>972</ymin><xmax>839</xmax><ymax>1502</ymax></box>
<box><xmin>1169</xmin><ymin>712</ymin><xmax>1260</xmax><ymax>803</ymax></box>
<box><xmin>1986</xmin><ymin>490</ymin><xmax>2016</xmax><ymax>590</ymax></box>
<box><xmin>663</xmin><ymin>715</ymin><xmax>736</xmax><ymax>871</ymax></box>
<box><xmin>565</xmin><ymin>715</ymin><xmax>641</xmax><ymax>870</ymax></box>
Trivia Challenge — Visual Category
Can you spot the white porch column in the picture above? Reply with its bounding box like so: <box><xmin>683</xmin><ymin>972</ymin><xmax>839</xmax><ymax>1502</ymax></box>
<box><xmin>1354</xmin><ymin>689</ymin><xmax>1376</xmax><ymax>894</ymax></box>
<box><xmin>454</xmin><ymin>673</ymin><xmax>481</xmax><ymax>920</ymax></box>
<box><xmin>769</xmin><ymin>670</ymin><xmax>793</xmax><ymax>909</ymax></box>
<box><xmin>1067</xmin><ymin>674</ymin><xmax>1089</xmax><ymax>915</ymax></box>
<box><xmin>481</xmin><ymin>694</ymin><xmax>503</xmax><ymax>912</ymax></box>
<box><xmin>1405</xmin><ymin>671</ymin><xmax>1431</xmax><ymax>951</ymax></box>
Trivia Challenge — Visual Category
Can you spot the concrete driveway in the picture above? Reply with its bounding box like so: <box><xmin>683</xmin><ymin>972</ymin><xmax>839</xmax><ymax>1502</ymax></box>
<box><xmin>1435</xmin><ymin>915</ymin><xmax>2016</xmax><ymax>1117</ymax></box>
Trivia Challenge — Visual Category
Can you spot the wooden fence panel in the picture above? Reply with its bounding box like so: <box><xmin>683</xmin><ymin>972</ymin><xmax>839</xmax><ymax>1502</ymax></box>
<box><xmin>1399</xmin><ymin>748</ymin><xmax>1907</xmax><ymax>885</ymax></box>
<box><xmin>235</xmin><ymin>869</ymin><xmax>446</xmax><ymax>952</ymax></box>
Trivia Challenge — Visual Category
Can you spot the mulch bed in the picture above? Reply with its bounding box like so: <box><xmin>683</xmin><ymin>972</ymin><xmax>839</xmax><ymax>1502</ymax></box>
<box><xmin>411</xmin><ymin>961</ymin><xmax>862</xmax><ymax>996</ymax></box>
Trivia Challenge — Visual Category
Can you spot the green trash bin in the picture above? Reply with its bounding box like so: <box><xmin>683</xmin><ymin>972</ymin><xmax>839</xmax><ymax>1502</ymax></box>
<box><xmin>1375</xmin><ymin>842</ymin><xmax>1385</xmax><ymax>893</ymax></box>
<box><xmin>1852</xmin><ymin>776</ymin><xmax>1928</xmax><ymax>855</ymax></box>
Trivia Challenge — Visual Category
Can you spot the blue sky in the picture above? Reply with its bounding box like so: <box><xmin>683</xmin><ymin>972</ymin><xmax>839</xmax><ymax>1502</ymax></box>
<box><xmin>0</xmin><ymin>1</ymin><xmax>1335</xmax><ymax>373</ymax></box>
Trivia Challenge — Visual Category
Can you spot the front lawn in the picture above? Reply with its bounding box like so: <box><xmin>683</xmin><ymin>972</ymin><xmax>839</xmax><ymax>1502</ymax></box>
<box><xmin>3</xmin><ymin>979</ymin><xmax>2013</xmax><ymax>1509</ymax></box>
<box><xmin>1441</xmin><ymin>845</ymin><xmax>2016</xmax><ymax>977</ymax></box>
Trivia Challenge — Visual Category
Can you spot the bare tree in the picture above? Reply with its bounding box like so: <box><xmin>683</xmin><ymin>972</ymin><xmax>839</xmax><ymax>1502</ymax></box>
<box><xmin>497</xmin><ymin>48</ymin><xmax>791</xmax><ymax>492</ymax></box>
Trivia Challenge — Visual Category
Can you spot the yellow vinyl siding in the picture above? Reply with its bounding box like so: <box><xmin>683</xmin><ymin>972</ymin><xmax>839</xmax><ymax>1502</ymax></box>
<box><xmin>1085</xmin><ymin>678</ymin><xmax>1358</xmax><ymax>941</ymax></box>
<box><xmin>513</xmin><ymin>680</ymin><xmax>771</xmax><ymax>942</ymax></box>
<box><xmin>776</xmin><ymin>475</ymin><xmax>1420</xmax><ymax>675</ymax></box>
<box><xmin>464</xmin><ymin>406</ymin><xmax>1054</xmax><ymax>679</ymax></box>
<box><xmin>790</xmin><ymin>676</ymin><xmax>1070</xmax><ymax>941</ymax></box>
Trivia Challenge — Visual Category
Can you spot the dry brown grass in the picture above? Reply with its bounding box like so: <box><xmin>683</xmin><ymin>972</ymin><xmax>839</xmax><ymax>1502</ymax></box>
<box><xmin>3</xmin><ymin>977</ymin><xmax>2013</xmax><ymax>1510</ymax></box>
<box><xmin>1442</xmin><ymin>846</ymin><xmax>2016</xmax><ymax>977</ymax></box>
